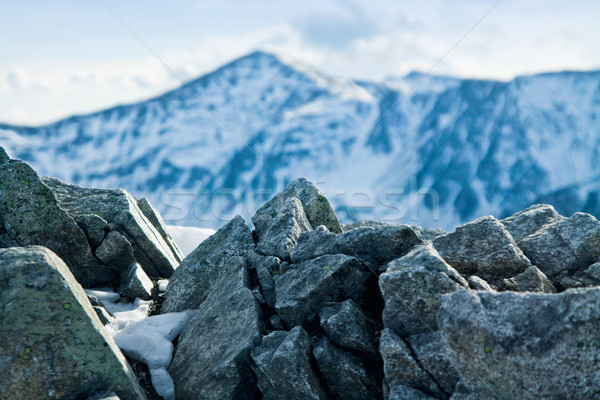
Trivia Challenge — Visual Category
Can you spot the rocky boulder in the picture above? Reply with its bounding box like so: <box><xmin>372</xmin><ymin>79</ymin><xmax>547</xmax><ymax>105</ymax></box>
<box><xmin>0</xmin><ymin>246</ymin><xmax>145</xmax><ymax>400</ymax></box>
<box><xmin>162</xmin><ymin>214</ymin><xmax>253</xmax><ymax>312</ymax></box>
<box><xmin>253</xmin><ymin>177</ymin><xmax>342</xmax><ymax>237</ymax></box>
<box><xmin>437</xmin><ymin>289</ymin><xmax>600</xmax><ymax>399</ymax></box>
<box><xmin>43</xmin><ymin>177</ymin><xmax>181</xmax><ymax>278</ymax></box>
<box><xmin>501</xmin><ymin>204</ymin><xmax>565</xmax><ymax>242</ymax></box>
<box><xmin>433</xmin><ymin>216</ymin><xmax>532</xmax><ymax>283</ymax></box>
<box><xmin>0</xmin><ymin>161</ymin><xmax>113</xmax><ymax>286</ymax></box>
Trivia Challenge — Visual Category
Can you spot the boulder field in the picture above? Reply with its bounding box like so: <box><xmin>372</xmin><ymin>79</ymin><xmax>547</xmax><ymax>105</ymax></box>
<box><xmin>1</xmin><ymin>147</ymin><xmax>600</xmax><ymax>399</ymax></box>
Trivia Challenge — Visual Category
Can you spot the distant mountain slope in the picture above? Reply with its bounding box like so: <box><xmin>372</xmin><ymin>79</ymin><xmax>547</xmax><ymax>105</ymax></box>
<box><xmin>2</xmin><ymin>51</ymin><xmax>600</xmax><ymax>230</ymax></box>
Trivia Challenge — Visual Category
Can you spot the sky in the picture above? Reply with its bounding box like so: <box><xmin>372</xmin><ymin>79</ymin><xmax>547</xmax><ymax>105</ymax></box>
<box><xmin>1</xmin><ymin>0</ymin><xmax>599</xmax><ymax>126</ymax></box>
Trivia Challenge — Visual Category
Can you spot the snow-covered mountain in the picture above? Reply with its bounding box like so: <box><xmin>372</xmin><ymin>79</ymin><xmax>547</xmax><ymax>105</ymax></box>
<box><xmin>2</xmin><ymin>51</ymin><xmax>600</xmax><ymax>230</ymax></box>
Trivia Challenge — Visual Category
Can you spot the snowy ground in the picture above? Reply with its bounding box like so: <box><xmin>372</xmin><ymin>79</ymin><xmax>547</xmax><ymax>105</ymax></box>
<box><xmin>166</xmin><ymin>225</ymin><xmax>215</xmax><ymax>256</ymax></box>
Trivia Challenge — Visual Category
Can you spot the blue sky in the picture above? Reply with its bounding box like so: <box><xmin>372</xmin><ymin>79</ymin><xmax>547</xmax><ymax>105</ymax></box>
<box><xmin>1</xmin><ymin>0</ymin><xmax>599</xmax><ymax>125</ymax></box>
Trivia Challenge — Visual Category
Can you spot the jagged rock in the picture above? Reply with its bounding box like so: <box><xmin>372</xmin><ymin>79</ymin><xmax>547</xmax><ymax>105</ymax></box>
<box><xmin>162</xmin><ymin>215</ymin><xmax>253</xmax><ymax>312</ymax></box>
<box><xmin>73</xmin><ymin>214</ymin><xmax>109</xmax><ymax>249</ymax></box>
<box><xmin>274</xmin><ymin>254</ymin><xmax>371</xmax><ymax>328</ymax></box>
<box><xmin>0</xmin><ymin>232</ymin><xmax>19</xmax><ymax>248</ymax></box>
<box><xmin>0</xmin><ymin>161</ymin><xmax>113</xmax><ymax>286</ymax></box>
<box><xmin>437</xmin><ymin>289</ymin><xmax>600</xmax><ymax>399</ymax></box>
<box><xmin>411</xmin><ymin>226</ymin><xmax>447</xmax><ymax>241</ymax></box>
<box><xmin>0</xmin><ymin>146</ymin><xmax>9</xmax><ymax>164</ymax></box>
<box><xmin>380</xmin><ymin>243</ymin><xmax>467</xmax><ymax>336</ymax></box>
<box><xmin>255</xmin><ymin>197</ymin><xmax>312</xmax><ymax>260</ymax></box>
<box><xmin>559</xmin><ymin>262</ymin><xmax>600</xmax><ymax>289</ymax></box>
<box><xmin>313</xmin><ymin>337</ymin><xmax>380</xmax><ymax>400</ymax></box>
<box><xmin>466</xmin><ymin>276</ymin><xmax>495</xmax><ymax>291</ymax></box>
<box><xmin>247</xmin><ymin>250</ymin><xmax>279</xmax><ymax>308</ymax></box>
<box><xmin>251</xmin><ymin>326</ymin><xmax>327</xmax><ymax>400</ymax></box>
<box><xmin>518</xmin><ymin>212</ymin><xmax>600</xmax><ymax>279</ymax></box>
<box><xmin>169</xmin><ymin>255</ymin><xmax>262</xmax><ymax>399</ymax></box>
<box><xmin>87</xmin><ymin>295</ymin><xmax>113</xmax><ymax>325</ymax></box>
<box><xmin>252</xmin><ymin>177</ymin><xmax>342</xmax><ymax>237</ymax></box>
<box><xmin>136</xmin><ymin>197</ymin><xmax>183</xmax><ymax>263</ymax></box>
<box><xmin>380</xmin><ymin>328</ymin><xmax>444</xmax><ymax>399</ymax></box>
<box><xmin>0</xmin><ymin>246</ymin><xmax>146</xmax><ymax>400</ymax></box>
<box><xmin>43</xmin><ymin>177</ymin><xmax>181</xmax><ymax>278</ymax></box>
<box><xmin>499</xmin><ymin>265</ymin><xmax>556</xmax><ymax>293</ymax></box>
<box><xmin>95</xmin><ymin>231</ymin><xmax>136</xmax><ymax>271</ymax></box>
<box><xmin>407</xmin><ymin>331</ymin><xmax>460</xmax><ymax>395</ymax></box>
<box><xmin>319</xmin><ymin>299</ymin><xmax>378</xmax><ymax>358</ymax></box>
<box><xmin>501</xmin><ymin>204</ymin><xmax>565</xmax><ymax>242</ymax></box>
<box><xmin>389</xmin><ymin>385</ymin><xmax>438</xmax><ymax>400</ymax></box>
<box><xmin>290</xmin><ymin>224</ymin><xmax>423</xmax><ymax>271</ymax></box>
<box><xmin>433</xmin><ymin>216</ymin><xmax>532</xmax><ymax>283</ymax></box>
<box><xmin>118</xmin><ymin>263</ymin><xmax>154</xmax><ymax>300</ymax></box>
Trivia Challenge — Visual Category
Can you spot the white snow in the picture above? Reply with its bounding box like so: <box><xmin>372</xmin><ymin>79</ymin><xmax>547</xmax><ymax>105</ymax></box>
<box><xmin>157</xmin><ymin>279</ymin><xmax>169</xmax><ymax>292</ymax></box>
<box><xmin>84</xmin><ymin>287</ymin><xmax>196</xmax><ymax>400</ymax></box>
<box><xmin>166</xmin><ymin>225</ymin><xmax>215</xmax><ymax>256</ymax></box>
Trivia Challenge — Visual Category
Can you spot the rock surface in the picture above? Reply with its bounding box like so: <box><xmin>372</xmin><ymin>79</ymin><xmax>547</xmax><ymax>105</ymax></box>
<box><xmin>433</xmin><ymin>216</ymin><xmax>532</xmax><ymax>283</ymax></box>
<box><xmin>43</xmin><ymin>177</ymin><xmax>181</xmax><ymax>278</ymax></box>
<box><xmin>162</xmin><ymin>215</ymin><xmax>253</xmax><ymax>312</ymax></box>
<box><xmin>0</xmin><ymin>246</ymin><xmax>145</xmax><ymax>400</ymax></box>
<box><xmin>168</xmin><ymin>256</ymin><xmax>262</xmax><ymax>399</ymax></box>
<box><xmin>119</xmin><ymin>263</ymin><xmax>154</xmax><ymax>300</ymax></box>
<box><xmin>251</xmin><ymin>326</ymin><xmax>327</xmax><ymax>400</ymax></box>
<box><xmin>252</xmin><ymin>177</ymin><xmax>342</xmax><ymax>237</ymax></box>
<box><xmin>95</xmin><ymin>231</ymin><xmax>136</xmax><ymax>271</ymax></box>
<box><xmin>0</xmin><ymin>161</ymin><xmax>112</xmax><ymax>286</ymax></box>
<box><xmin>438</xmin><ymin>289</ymin><xmax>600</xmax><ymax>399</ymax></box>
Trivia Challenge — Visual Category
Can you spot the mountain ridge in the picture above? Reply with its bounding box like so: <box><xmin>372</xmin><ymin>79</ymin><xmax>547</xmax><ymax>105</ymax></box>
<box><xmin>2</xmin><ymin>51</ymin><xmax>600</xmax><ymax>230</ymax></box>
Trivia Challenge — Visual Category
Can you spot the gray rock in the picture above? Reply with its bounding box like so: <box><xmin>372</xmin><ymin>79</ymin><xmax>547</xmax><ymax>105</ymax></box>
<box><xmin>43</xmin><ymin>177</ymin><xmax>180</xmax><ymax>278</ymax></box>
<box><xmin>0</xmin><ymin>246</ymin><xmax>146</xmax><ymax>400</ymax></box>
<box><xmin>275</xmin><ymin>254</ymin><xmax>371</xmax><ymax>328</ymax></box>
<box><xmin>501</xmin><ymin>204</ymin><xmax>565</xmax><ymax>242</ymax></box>
<box><xmin>313</xmin><ymin>337</ymin><xmax>380</xmax><ymax>400</ymax></box>
<box><xmin>169</xmin><ymin>256</ymin><xmax>262</xmax><ymax>399</ymax></box>
<box><xmin>247</xmin><ymin>250</ymin><xmax>279</xmax><ymax>308</ymax></box>
<box><xmin>411</xmin><ymin>226</ymin><xmax>447</xmax><ymax>241</ymax></box>
<box><xmin>95</xmin><ymin>231</ymin><xmax>136</xmax><ymax>271</ymax></box>
<box><xmin>118</xmin><ymin>263</ymin><xmax>154</xmax><ymax>300</ymax></box>
<box><xmin>559</xmin><ymin>262</ymin><xmax>600</xmax><ymax>289</ymax></box>
<box><xmin>433</xmin><ymin>216</ymin><xmax>532</xmax><ymax>283</ymax></box>
<box><xmin>437</xmin><ymin>289</ymin><xmax>600</xmax><ymax>400</ymax></box>
<box><xmin>255</xmin><ymin>197</ymin><xmax>312</xmax><ymax>260</ymax></box>
<box><xmin>380</xmin><ymin>328</ymin><xmax>444</xmax><ymax>399</ymax></box>
<box><xmin>389</xmin><ymin>385</ymin><xmax>438</xmax><ymax>400</ymax></box>
<box><xmin>518</xmin><ymin>212</ymin><xmax>600</xmax><ymax>279</ymax></box>
<box><xmin>251</xmin><ymin>326</ymin><xmax>327</xmax><ymax>400</ymax></box>
<box><xmin>162</xmin><ymin>215</ymin><xmax>253</xmax><ymax>312</ymax></box>
<box><xmin>343</xmin><ymin>220</ymin><xmax>390</xmax><ymax>231</ymax></box>
<box><xmin>380</xmin><ymin>243</ymin><xmax>467</xmax><ymax>336</ymax></box>
<box><xmin>466</xmin><ymin>275</ymin><xmax>495</xmax><ymax>291</ymax></box>
<box><xmin>92</xmin><ymin>305</ymin><xmax>113</xmax><ymax>325</ymax></box>
<box><xmin>0</xmin><ymin>146</ymin><xmax>9</xmax><ymax>164</ymax></box>
<box><xmin>0</xmin><ymin>232</ymin><xmax>19</xmax><ymax>248</ymax></box>
<box><xmin>252</xmin><ymin>177</ymin><xmax>342</xmax><ymax>237</ymax></box>
<box><xmin>319</xmin><ymin>300</ymin><xmax>378</xmax><ymax>358</ymax></box>
<box><xmin>499</xmin><ymin>265</ymin><xmax>556</xmax><ymax>293</ymax></box>
<box><xmin>73</xmin><ymin>214</ymin><xmax>109</xmax><ymax>249</ymax></box>
<box><xmin>136</xmin><ymin>197</ymin><xmax>183</xmax><ymax>263</ymax></box>
<box><xmin>290</xmin><ymin>224</ymin><xmax>423</xmax><ymax>271</ymax></box>
<box><xmin>407</xmin><ymin>331</ymin><xmax>460</xmax><ymax>395</ymax></box>
<box><xmin>0</xmin><ymin>161</ymin><xmax>114</xmax><ymax>286</ymax></box>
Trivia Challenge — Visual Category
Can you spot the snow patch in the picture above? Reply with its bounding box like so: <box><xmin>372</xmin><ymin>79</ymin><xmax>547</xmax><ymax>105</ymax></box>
<box><xmin>166</xmin><ymin>225</ymin><xmax>215</xmax><ymax>256</ymax></box>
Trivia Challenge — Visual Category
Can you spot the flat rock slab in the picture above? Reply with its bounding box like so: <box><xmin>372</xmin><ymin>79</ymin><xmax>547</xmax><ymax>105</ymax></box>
<box><xmin>162</xmin><ymin>215</ymin><xmax>254</xmax><ymax>312</ymax></box>
<box><xmin>438</xmin><ymin>289</ymin><xmax>600</xmax><ymax>399</ymax></box>
<box><xmin>0</xmin><ymin>246</ymin><xmax>146</xmax><ymax>400</ymax></box>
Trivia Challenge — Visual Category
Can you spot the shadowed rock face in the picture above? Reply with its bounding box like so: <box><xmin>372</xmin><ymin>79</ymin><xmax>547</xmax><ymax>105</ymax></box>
<box><xmin>0</xmin><ymin>246</ymin><xmax>146</xmax><ymax>400</ymax></box>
